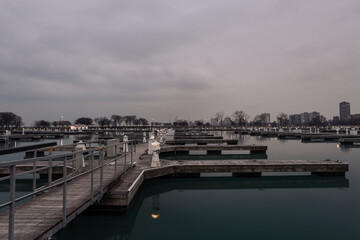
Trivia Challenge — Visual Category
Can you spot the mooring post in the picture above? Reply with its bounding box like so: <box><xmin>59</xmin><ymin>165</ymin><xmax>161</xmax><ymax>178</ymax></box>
<box><xmin>62</xmin><ymin>156</ymin><xmax>68</xmax><ymax>228</ymax></box>
<box><xmin>114</xmin><ymin>144</ymin><xmax>118</xmax><ymax>178</ymax></box>
<box><xmin>9</xmin><ymin>165</ymin><xmax>15</xmax><ymax>240</ymax></box>
<box><xmin>131</xmin><ymin>142</ymin><xmax>134</xmax><ymax>167</ymax></box>
<box><xmin>91</xmin><ymin>151</ymin><xmax>94</xmax><ymax>202</ymax></box>
<box><xmin>100</xmin><ymin>147</ymin><xmax>105</xmax><ymax>199</ymax></box>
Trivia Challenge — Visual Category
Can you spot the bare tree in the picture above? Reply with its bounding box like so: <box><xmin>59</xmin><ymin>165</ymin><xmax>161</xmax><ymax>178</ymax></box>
<box><xmin>139</xmin><ymin>118</ymin><xmax>149</xmax><ymax>125</ymax></box>
<box><xmin>215</xmin><ymin>111</ymin><xmax>225</xmax><ymax>126</ymax></box>
<box><xmin>111</xmin><ymin>115</ymin><xmax>124</xmax><ymax>127</ymax></box>
<box><xmin>95</xmin><ymin>117</ymin><xmax>111</xmax><ymax>127</ymax></box>
<box><xmin>0</xmin><ymin>112</ymin><xmax>23</xmax><ymax>128</ymax></box>
<box><xmin>232</xmin><ymin>110</ymin><xmax>249</xmax><ymax>126</ymax></box>
<box><xmin>34</xmin><ymin>120</ymin><xmax>51</xmax><ymax>127</ymax></box>
<box><xmin>74</xmin><ymin>117</ymin><xmax>93</xmax><ymax>125</ymax></box>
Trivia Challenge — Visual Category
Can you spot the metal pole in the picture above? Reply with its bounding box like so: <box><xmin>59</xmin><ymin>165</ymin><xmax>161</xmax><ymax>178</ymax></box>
<box><xmin>114</xmin><ymin>144</ymin><xmax>118</xmax><ymax>178</ymax></box>
<box><xmin>62</xmin><ymin>156</ymin><xmax>67</xmax><ymax>228</ymax></box>
<box><xmin>32</xmin><ymin>160</ymin><xmax>37</xmax><ymax>193</ymax></box>
<box><xmin>124</xmin><ymin>151</ymin><xmax>127</xmax><ymax>174</ymax></box>
<box><xmin>9</xmin><ymin>165</ymin><xmax>16</xmax><ymax>240</ymax></box>
<box><xmin>91</xmin><ymin>151</ymin><xmax>94</xmax><ymax>202</ymax></box>
<box><xmin>100</xmin><ymin>149</ymin><xmax>104</xmax><ymax>198</ymax></box>
<box><xmin>131</xmin><ymin>142</ymin><xmax>134</xmax><ymax>167</ymax></box>
<box><xmin>48</xmin><ymin>157</ymin><xmax>53</xmax><ymax>185</ymax></box>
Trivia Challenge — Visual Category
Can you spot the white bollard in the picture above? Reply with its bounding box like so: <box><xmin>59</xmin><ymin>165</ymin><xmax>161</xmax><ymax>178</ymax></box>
<box><xmin>148</xmin><ymin>134</ymin><xmax>154</xmax><ymax>154</ymax></box>
<box><xmin>151</xmin><ymin>141</ymin><xmax>161</xmax><ymax>167</ymax></box>
<box><xmin>143</xmin><ymin>132</ymin><xmax>147</xmax><ymax>143</ymax></box>
<box><xmin>123</xmin><ymin>135</ymin><xmax>129</xmax><ymax>152</ymax></box>
<box><xmin>75</xmin><ymin>141</ymin><xmax>86</xmax><ymax>171</ymax></box>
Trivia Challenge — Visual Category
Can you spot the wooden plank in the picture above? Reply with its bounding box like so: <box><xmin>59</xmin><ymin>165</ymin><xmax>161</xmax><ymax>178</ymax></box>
<box><xmin>0</xmin><ymin>143</ymin><xmax>148</xmax><ymax>240</ymax></box>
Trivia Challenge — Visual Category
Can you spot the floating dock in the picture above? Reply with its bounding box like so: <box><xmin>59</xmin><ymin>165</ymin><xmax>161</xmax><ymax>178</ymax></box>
<box><xmin>164</xmin><ymin>139</ymin><xmax>238</xmax><ymax>145</ymax></box>
<box><xmin>0</xmin><ymin>142</ymin><xmax>57</xmax><ymax>156</ymax></box>
<box><xmin>160</xmin><ymin>145</ymin><xmax>267</xmax><ymax>155</ymax></box>
<box><xmin>104</xmin><ymin>154</ymin><xmax>348</xmax><ymax>207</ymax></box>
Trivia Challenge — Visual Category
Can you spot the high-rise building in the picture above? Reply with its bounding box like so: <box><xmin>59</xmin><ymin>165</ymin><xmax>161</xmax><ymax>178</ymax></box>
<box><xmin>300</xmin><ymin>112</ymin><xmax>310</xmax><ymax>124</ymax></box>
<box><xmin>309</xmin><ymin>111</ymin><xmax>320</xmax><ymax>122</ymax></box>
<box><xmin>339</xmin><ymin>101</ymin><xmax>351</xmax><ymax>121</ymax></box>
<box><xmin>289</xmin><ymin>114</ymin><xmax>301</xmax><ymax>125</ymax></box>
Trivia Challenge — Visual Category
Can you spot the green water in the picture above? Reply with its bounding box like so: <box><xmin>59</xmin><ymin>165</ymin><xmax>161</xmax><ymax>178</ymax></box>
<box><xmin>53</xmin><ymin>133</ymin><xmax>360</xmax><ymax>240</ymax></box>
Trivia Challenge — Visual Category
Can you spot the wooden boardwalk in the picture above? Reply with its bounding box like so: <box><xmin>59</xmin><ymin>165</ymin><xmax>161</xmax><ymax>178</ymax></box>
<box><xmin>0</xmin><ymin>144</ymin><xmax>148</xmax><ymax>240</ymax></box>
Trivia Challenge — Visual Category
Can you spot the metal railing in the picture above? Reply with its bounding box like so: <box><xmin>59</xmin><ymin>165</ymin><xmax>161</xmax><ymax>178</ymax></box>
<box><xmin>0</xmin><ymin>140</ymin><xmax>136</xmax><ymax>240</ymax></box>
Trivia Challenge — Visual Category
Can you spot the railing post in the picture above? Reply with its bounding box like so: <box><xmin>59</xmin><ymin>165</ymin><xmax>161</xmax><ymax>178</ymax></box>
<box><xmin>114</xmin><ymin>144</ymin><xmax>118</xmax><ymax>179</ymax></box>
<box><xmin>100</xmin><ymin>148</ymin><xmax>104</xmax><ymax>199</ymax></box>
<box><xmin>91</xmin><ymin>151</ymin><xmax>94</xmax><ymax>202</ymax></box>
<box><xmin>131</xmin><ymin>142</ymin><xmax>134</xmax><ymax>167</ymax></box>
<box><xmin>62</xmin><ymin>156</ymin><xmax>67</xmax><ymax>228</ymax></box>
<box><xmin>32</xmin><ymin>160</ymin><xmax>37</xmax><ymax>193</ymax></box>
<box><xmin>124</xmin><ymin>150</ymin><xmax>127</xmax><ymax>174</ymax></box>
<box><xmin>48</xmin><ymin>156</ymin><xmax>53</xmax><ymax>185</ymax></box>
<box><xmin>9</xmin><ymin>165</ymin><xmax>16</xmax><ymax>240</ymax></box>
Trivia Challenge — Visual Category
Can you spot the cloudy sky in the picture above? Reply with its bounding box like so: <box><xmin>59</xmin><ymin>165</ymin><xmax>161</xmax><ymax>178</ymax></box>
<box><xmin>1</xmin><ymin>0</ymin><xmax>359</xmax><ymax>125</ymax></box>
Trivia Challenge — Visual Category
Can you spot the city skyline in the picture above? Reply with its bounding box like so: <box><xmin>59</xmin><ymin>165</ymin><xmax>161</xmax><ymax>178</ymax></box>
<box><xmin>1</xmin><ymin>1</ymin><xmax>360</xmax><ymax>124</ymax></box>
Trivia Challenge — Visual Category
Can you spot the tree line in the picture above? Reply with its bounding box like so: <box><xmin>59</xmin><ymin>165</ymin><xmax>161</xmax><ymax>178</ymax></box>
<box><xmin>0</xmin><ymin>112</ymin><xmax>23</xmax><ymax>128</ymax></box>
<box><xmin>33</xmin><ymin>115</ymin><xmax>149</xmax><ymax>128</ymax></box>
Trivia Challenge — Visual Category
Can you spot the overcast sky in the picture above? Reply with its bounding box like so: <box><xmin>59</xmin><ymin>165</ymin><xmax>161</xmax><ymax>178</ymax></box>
<box><xmin>1</xmin><ymin>0</ymin><xmax>359</xmax><ymax>125</ymax></box>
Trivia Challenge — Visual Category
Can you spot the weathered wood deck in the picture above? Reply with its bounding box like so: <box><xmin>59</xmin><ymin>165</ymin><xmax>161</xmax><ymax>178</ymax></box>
<box><xmin>0</xmin><ymin>144</ymin><xmax>148</xmax><ymax>240</ymax></box>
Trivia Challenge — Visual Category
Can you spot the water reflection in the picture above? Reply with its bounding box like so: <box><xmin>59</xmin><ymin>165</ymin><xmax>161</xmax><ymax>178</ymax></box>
<box><xmin>55</xmin><ymin>175</ymin><xmax>349</xmax><ymax>240</ymax></box>
<box><xmin>151</xmin><ymin>195</ymin><xmax>160</xmax><ymax>220</ymax></box>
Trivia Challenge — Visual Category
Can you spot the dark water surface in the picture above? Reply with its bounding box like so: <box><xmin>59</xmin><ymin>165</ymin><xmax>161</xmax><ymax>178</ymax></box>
<box><xmin>51</xmin><ymin>133</ymin><xmax>359</xmax><ymax>240</ymax></box>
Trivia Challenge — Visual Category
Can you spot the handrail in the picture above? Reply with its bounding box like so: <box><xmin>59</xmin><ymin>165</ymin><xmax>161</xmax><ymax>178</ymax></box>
<box><xmin>0</xmin><ymin>139</ymin><xmax>137</xmax><ymax>240</ymax></box>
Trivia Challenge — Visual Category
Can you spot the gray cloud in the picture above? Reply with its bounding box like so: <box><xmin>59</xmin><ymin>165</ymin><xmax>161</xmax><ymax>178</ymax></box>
<box><xmin>1</xmin><ymin>0</ymin><xmax>360</xmax><ymax>124</ymax></box>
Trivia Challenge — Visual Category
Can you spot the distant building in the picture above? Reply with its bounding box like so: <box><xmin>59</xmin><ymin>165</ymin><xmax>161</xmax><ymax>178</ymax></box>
<box><xmin>351</xmin><ymin>114</ymin><xmax>360</xmax><ymax>120</ymax></box>
<box><xmin>223</xmin><ymin>117</ymin><xmax>233</xmax><ymax>126</ymax></box>
<box><xmin>339</xmin><ymin>101</ymin><xmax>351</xmax><ymax>121</ymax></box>
<box><xmin>70</xmin><ymin>125</ymin><xmax>88</xmax><ymax>131</ymax></box>
<box><xmin>309</xmin><ymin>111</ymin><xmax>320</xmax><ymax>122</ymax></box>
<box><xmin>289</xmin><ymin>114</ymin><xmax>301</xmax><ymax>125</ymax></box>
<box><xmin>300</xmin><ymin>112</ymin><xmax>310</xmax><ymax>124</ymax></box>
<box><xmin>333</xmin><ymin>116</ymin><xmax>340</xmax><ymax>124</ymax></box>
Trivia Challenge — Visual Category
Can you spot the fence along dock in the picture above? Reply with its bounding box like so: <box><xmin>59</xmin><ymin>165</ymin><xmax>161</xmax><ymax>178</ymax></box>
<box><xmin>0</xmin><ymin>141</ymin><xmax>142</xmax><ymax>240</ymax></box>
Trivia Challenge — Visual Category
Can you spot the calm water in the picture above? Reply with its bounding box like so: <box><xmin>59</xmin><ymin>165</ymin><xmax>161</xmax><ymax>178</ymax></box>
<box><xmin>27</xmin><ymin>132</ymin><xmax>360</xmax><ymax>239</ymax></box>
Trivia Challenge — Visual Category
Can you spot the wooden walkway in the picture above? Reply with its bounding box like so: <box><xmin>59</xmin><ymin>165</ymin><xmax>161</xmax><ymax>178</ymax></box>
<box><xmin>0</xmin><ymin>144</ymin><xmax>148</xmax><ymax>240</ymax></box>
